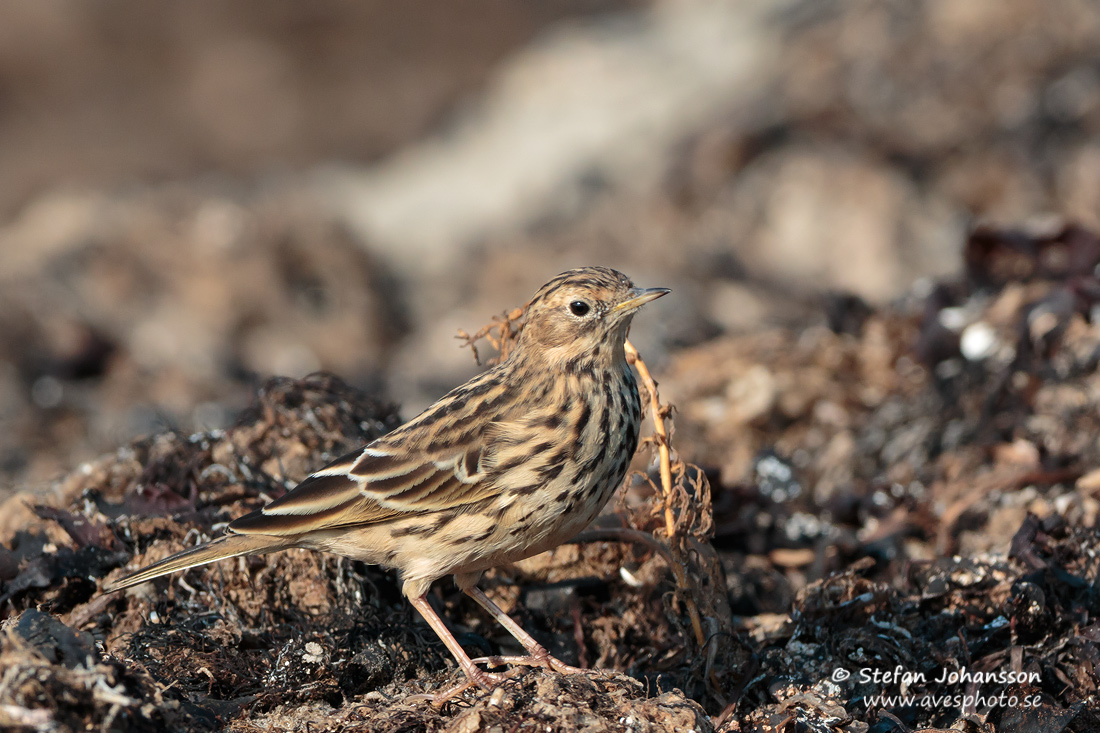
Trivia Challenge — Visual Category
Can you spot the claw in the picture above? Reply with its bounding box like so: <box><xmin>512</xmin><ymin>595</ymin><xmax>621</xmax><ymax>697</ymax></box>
<box><xmin>410</xmin><ymin>666</ymin><xmax>525</xmax><ymax>707</ymax></box>
<box><xmin>470</xmin><ymin>653</ymin><xmax>596</xmax><ymax>677</ymax></box>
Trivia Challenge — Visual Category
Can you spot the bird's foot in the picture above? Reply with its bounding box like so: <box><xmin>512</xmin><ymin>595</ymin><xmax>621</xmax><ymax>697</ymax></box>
<box><xmin>471</xmin><ymin>653</ymin><xmax>597</xmax><ymax>677</ymax></box>
<box><xmin>410</xmin><ymin>665</ymin><xmax>523</xmax><ymax>706</ymax></box>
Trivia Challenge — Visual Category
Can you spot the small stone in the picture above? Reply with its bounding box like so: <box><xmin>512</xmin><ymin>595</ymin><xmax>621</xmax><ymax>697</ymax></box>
<box><xmin>302</xmin><ymin>641</ymin><xmax>325</xmax><ymax>664</ymax></box>
<box><xmin>960</xmin><ymin>321</ymin><xmax>999</xmax><ymax>361</ymax></box>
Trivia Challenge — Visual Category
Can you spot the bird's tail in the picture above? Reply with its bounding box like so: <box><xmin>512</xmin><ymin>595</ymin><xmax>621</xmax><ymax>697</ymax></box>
<box><xmin>104</xmin><ymin>533</ymin><xmax>291</xmax><ymax>592</ymax></box>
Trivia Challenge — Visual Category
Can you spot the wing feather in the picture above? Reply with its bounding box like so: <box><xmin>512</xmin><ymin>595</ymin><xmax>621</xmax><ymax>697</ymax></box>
<box><xmin>226</xmin><ymin>368</ymin><xmax>544</xmax><ymax>537</ymax></box>
<box><xmin>230</xmin><ymin>496</ymin><xmax>394</xmax><ymax>534</ymax></box>
<box><xmin>228</xmin><ymin>440</ymin><xmax>500</xmax><ymax>537</ymax></box>
<box><xmin>261</xmin><ymin>472</ymin><xmax>362</xmax><ymax>516</ymax></box>
<box><xmin>230</xmin><ymin>469</ymin><xmax>402</xmax><ymax>536</ymax></box>
<box><xmin>360</xmin><ymin>461</ymin><xmax>437</xmax><ymax>494</ymax></box>
<box><xmin>386</xmin><ymin>472</ymin><xmax>464</xmax><ymax>505</ymax></box>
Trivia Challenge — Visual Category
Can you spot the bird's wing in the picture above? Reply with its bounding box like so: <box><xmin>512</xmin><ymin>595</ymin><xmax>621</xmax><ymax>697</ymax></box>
<box><xmin>228</xmin><ymin>439</ymin><xmax>499</xmax><ymax>536</ymax></box>
<box><xmin>229</xmin><ymin>364</ymin><xmax>546</xmax><ymax>537</ymax></box>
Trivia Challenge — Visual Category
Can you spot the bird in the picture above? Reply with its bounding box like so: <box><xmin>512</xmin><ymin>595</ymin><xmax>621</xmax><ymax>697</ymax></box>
<box><xmin>105</xmin><ymin>266</ymin><xmax>669</xmax><ymax>699</ymax></box>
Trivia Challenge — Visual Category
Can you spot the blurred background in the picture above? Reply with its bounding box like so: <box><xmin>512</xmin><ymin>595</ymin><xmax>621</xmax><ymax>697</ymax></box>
<box><xmin>2</xmin><ymin>0</ymin><xmax>1099</xmax><ymax>499</ymax></box>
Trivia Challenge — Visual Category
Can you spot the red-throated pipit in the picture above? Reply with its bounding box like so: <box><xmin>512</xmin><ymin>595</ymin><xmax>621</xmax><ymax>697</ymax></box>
<box><xmin>106</xmin><ymin>266</ymin><xmax>669</xmax><ymax>699</ymax></box>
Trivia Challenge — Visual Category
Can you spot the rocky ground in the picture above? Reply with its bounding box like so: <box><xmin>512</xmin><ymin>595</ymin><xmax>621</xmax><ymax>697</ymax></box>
<box><xmin>2</xmin><ymin>0</ymin><xmax>1100</xmax><ymax>731</ymax></box>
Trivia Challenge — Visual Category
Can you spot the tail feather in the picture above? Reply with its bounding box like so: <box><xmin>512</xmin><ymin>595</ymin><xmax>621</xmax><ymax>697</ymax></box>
<box><xmin>105</xmin><ymin>533</ymin><xmax>290</xmax><ymax>592</ymax></box>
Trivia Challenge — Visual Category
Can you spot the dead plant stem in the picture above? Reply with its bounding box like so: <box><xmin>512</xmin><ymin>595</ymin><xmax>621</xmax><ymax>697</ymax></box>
<box><xmin>625</xmin><ymin>339</ymin><xmax>706</xmax><ymax>649</ymax></box>
<box><xmin>624</xmin><ymin>340</ymin><xmax>676</xmax><ymax>538</ymax></box>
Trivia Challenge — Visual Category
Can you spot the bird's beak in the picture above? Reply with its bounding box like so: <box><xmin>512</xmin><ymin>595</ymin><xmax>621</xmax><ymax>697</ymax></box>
<box><xmin>612</xmin><ymin>287</ymin><xmax>671</xmax><ymax>313</ymax></box>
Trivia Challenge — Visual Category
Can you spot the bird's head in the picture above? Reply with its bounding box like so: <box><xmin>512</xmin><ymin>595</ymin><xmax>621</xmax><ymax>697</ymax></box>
<box><xmin>513</xmin><ymin>266</ymin><xmax>669</xmax><ymax>371</ymax></box>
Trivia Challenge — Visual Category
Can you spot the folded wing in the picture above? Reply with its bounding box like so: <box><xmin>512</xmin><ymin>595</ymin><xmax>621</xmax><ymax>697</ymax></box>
<box><xmin>229</xmin><ymin>442</ymin><xmax>496</xmax><ymax>536</ymax></box>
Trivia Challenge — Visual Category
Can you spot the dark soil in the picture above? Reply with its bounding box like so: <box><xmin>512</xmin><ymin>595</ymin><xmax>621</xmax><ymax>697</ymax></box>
<box><xmin>3</xmin><ymin>227</ymin><xmax>1100</xmax><ymax>731</ymax></box>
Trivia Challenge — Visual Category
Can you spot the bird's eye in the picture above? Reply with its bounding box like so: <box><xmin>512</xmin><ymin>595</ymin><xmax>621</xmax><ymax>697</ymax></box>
<box><xmin>569</xmin><ymin>300</ymin><xmax>591</xmax><ymax>317</ymax></box>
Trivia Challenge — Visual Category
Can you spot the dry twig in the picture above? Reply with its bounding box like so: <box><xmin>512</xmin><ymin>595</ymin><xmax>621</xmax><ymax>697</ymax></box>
<box><xmin>455</xmin><ymin>305</ymin><xmax>527</xmax><ymax>366</ymax></box>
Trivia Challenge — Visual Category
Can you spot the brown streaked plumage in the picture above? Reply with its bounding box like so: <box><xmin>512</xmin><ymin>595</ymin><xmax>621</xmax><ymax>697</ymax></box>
<box><xmin>105</xmin><ymin>266</ymin><xmax>669</xmax><ymax>699</ymax></box>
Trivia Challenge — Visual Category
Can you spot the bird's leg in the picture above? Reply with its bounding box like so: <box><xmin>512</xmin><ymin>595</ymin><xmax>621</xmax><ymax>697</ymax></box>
<box><xmin>407</xmin><ymin>594</ymin><xmax>513</xmax><ymax>703</ymax></box>
<box><xmin>463</xmin><ymin>586</ymin><xmax>592</xmax><ymax>676</ymax></box>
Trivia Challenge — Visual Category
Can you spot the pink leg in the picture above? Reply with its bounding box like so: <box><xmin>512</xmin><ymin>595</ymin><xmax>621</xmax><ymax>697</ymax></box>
<box><xmin>463</xmin><ymin>586</ymin><xmax>591</xmax><ymax>676</ymax></box>
<box><xmin>407</xmin><ymin>594</ymin><xmax>515</xmax><ymax>703</ymax></box>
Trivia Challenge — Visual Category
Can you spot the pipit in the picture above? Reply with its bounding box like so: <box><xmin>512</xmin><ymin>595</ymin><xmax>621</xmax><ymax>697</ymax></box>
<box><xmin>106</xmin><ymin>266</ymin><xmax>668</xmax><ymax>698</ymax></box>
